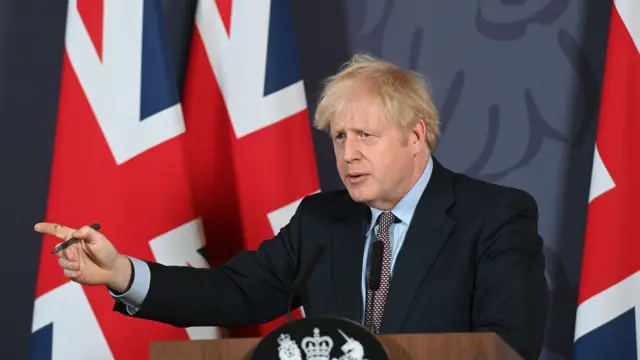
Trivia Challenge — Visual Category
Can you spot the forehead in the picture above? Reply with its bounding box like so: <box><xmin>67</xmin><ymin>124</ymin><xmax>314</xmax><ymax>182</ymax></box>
<box><xmin>330</xmin><ymin>91</ymin><xmax>386</xmax><ymax>132</ymax></box>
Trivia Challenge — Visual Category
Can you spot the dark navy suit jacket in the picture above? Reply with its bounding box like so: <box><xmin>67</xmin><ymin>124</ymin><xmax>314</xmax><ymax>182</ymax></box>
<box><xmin>114</xmin><ymin>158</ymin><xmax>548</xmax><ymax>360</ymax></box>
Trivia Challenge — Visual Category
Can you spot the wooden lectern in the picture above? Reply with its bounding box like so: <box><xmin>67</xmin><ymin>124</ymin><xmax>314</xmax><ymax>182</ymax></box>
<box><xmin>150</xmin><ymin>332</ymin><xmax>523</xmax><ymax>359</ymax></box>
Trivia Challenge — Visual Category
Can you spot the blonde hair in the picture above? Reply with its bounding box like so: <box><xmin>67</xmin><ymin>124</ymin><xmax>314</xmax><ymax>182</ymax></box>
<box><xmin>314</xmin><ymin>53</ymin><xmax>440</xmax><ymax>150</ymax></box>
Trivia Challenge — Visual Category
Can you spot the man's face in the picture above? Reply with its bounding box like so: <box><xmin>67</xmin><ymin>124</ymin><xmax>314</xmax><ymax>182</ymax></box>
<box><xmin>331</xmin><ymin>92</ymin><xmax>423</xmax><ymax>210</ymax></box>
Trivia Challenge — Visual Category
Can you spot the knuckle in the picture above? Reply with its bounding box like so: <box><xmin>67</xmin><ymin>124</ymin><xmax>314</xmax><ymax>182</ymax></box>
<box><xmin>75</xmin><ymin>227</ymin><xmax>89</xmax><ymax>237</ymax></box>
<box><xmin>59</xmin><ymin>258</ymin><xmax>73</xmax><ymax>270</ymax></box>
<box><xmin>64</xmin><ymin>269</ymin><xmax>78</xmax><ymax>279</ymax></box>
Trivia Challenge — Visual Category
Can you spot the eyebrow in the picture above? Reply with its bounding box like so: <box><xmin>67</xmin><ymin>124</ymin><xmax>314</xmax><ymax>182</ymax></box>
<box><xmin>333</xmin><ymin>126</ymin><xmax>369</xmax><ymax>134</ymax></box>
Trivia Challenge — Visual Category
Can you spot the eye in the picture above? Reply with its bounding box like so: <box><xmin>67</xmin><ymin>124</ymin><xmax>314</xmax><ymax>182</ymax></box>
<box><xmin>358</xmin><ymin>131</ymin><xmax>372</xmax><ymax>138</ymax></box>
<box><xmin>334</xmin><ymin>132</ymin><xmax>345</xmax><ymax>142</ymax></box>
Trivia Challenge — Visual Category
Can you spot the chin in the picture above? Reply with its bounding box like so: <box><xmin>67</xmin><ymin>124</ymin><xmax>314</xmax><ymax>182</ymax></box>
<box><xmin>345</xmin><ymin>187</ymin><xmax>374</xmax><ymax>204</ymax></box>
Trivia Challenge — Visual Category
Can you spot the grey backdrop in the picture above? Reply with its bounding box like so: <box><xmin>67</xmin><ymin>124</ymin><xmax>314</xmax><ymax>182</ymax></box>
<box><xmin>0</xmin><ymin>1</ymin><xmax>612</xmax><ymax>359</ymax></box>
<box><xmin>294</xmin><ymin>2</ymin><xmax>612</xmax><ymax>359</ymax></box>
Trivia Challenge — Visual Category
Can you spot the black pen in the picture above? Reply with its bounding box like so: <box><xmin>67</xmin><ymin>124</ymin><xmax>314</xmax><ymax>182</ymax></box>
<box><xmin>50</xmin><ymin>223</ymin><xmax>101</xmax><ymax>254</ymax></box>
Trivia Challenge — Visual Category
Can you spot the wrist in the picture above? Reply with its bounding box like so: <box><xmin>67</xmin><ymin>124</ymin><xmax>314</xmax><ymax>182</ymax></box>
<box><xmin>107</xmin><ymin>254</ymin><xmax>133</xmax><ymax>293</ymax></box>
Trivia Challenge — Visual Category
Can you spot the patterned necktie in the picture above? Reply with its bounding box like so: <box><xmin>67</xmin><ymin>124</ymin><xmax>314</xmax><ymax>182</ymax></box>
<box><xmin>364</xmin><ymin>211</ymin><xmax>396</xmax><ymax>333</ymax></box>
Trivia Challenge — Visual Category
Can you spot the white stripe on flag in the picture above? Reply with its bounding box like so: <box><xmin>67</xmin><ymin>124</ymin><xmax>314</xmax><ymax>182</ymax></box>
<box><xmin>615</xmin><ymin>0</ymin><xmax>640</xmax><ymax>54</ymax></box>
<box><xmin>588</xmin><ymin>145</ymin><xmax>616</xmax><ymax>203</ymax></box>
<box><xmin>574</xmin><ymin>270</ymin><xmax>640</xmax><ymax>341</ymax></box>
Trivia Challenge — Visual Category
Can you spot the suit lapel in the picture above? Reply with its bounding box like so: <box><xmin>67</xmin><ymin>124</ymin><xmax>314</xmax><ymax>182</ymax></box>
<box><xmin>330</xmin><ymin>201</ymin><xmax>370</xmax><ymax>324</ymax></box>
<box><xmin>380</xmin><ymin>159</ymin><xmax>456</xmax><ymax>333</ymax></box>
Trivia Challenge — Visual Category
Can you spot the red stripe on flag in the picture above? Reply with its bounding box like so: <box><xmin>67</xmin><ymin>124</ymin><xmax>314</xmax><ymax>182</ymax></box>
<box><xmin>181</xmin><ymin>30</ymin><xmax>246</xmax><ymax>267</ymax></box>
<box><xmin>577</xmin><ymin>6</ymin><xmax>640</xmax><ymax>305</ymax></box>
<box><xmin>214</xmin><ymin>0</ymin><xmax>232</xmax><ymax>35</ymax></box>
<box><xmin>235</xmin><ymin>109</ymin><xmax>320</xmax><ymax>249</ymax></box>
<box><xmin>77</xmin><ymin>0</ymin><xmax>104</xmax><ymax>60</ymax></box>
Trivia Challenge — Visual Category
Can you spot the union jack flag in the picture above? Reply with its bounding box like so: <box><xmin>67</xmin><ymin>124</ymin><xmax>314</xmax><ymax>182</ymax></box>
<box><xmin>573</xmin><ymin>1</ymin><xmax>640</xmax><ymax>359</ymax></box>
<box><xmin>30</xmin><ymin>0</ymin><xmax>320</xmax><ymax>358</ymax></box>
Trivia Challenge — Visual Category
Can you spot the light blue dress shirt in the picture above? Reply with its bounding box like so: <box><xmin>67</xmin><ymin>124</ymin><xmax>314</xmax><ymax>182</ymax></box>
<box><xmin>112</xmin><ymin>158</ymin><xmax>434</xmax><ymax>321</ymax></box>
<box><xmin>359</xmin><ymin>157</ymin><xmax>433</xmax><ymax>322</ymax></box>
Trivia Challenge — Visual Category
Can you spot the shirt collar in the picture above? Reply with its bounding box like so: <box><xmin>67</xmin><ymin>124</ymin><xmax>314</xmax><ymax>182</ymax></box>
<box><xmin>368</xmin><ymin>156</ymin><xmax>433</xmax><ymax>233</ymax></box>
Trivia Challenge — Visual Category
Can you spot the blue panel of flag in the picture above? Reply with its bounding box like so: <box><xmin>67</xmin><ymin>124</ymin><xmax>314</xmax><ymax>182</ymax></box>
<box><xmin>30</xmin><ymin>323</ymin><xmax>53</xmax><ymax>360</ymax></box>
<box><xmin>140</xmin><ymin>0</ymin><xmax>180</xmax><ymax>121</ymax></box>
<box><xmin>574</xmin><ymin>308</ymin><xmax>637</xmax><ymax>360</ymax></box>
<box><xmin>264</xmin><ymin>0</ymin><xmax>303</xmax><ymax>96</ymax></box>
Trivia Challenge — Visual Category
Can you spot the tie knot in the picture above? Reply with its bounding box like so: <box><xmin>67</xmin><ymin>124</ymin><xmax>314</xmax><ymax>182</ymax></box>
<box><xmin>377</xmin><ymin>212</ymin><xmax>396</xmax><ymax>232</ymax></box>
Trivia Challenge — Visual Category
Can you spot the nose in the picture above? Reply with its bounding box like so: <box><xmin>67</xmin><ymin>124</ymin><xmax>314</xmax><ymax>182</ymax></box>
<box><xmin>343</xmin><ymin>136</ymin><xmax>361</xmax><ymax>163</ymax></box>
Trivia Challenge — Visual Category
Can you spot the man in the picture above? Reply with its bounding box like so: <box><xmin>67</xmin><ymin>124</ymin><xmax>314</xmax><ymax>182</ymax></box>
<box><xmin>35</xmin><ymin>54</ymin><xmax>548</xmax><ymax>360</ymax></box>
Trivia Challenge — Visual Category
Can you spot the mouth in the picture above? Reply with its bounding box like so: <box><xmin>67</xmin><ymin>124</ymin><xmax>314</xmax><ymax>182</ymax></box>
<box><xmin>346</xmin><ymin>173</ymin><xmax>368</xmax><ymax>184</ymax></box>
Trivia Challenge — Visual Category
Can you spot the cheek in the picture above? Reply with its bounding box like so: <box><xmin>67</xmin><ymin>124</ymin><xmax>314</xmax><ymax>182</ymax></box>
<box><xmin>376</xmin><ymin>150</ymin><xmax>406</xmax><ymax>180</ymax></box>
<box><xmin>378</xmin><ymin>150</ymin><xmax>397</xmax><ymax>170</ymax></box>
<box><xmin>335</xmin><ymin>156</ymin><xmax>347</xmax><ymax>174</ymax></box>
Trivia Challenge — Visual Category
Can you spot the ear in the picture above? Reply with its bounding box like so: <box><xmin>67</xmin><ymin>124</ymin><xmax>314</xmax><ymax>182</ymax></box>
<box><xmin>409</xmin><ymin>119</ymin><xmax>427</xmax><ymax>153</ymax></box>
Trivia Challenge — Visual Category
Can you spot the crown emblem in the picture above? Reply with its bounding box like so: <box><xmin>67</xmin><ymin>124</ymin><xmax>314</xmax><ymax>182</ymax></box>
<box><xmin>301</xmin><ymin>328</ymin><xmax>334</xmax><ymax>360</ymax></box>
<box><xmin>274</xmin><ymin>328</ymin><xmax>367</xmax><ymax>360</ymax></box>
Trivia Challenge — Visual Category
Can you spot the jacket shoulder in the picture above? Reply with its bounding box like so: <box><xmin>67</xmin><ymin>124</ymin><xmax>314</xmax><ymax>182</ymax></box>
<box><xmin>454</xmin><ymin>173</ymin><xmax>536</xmax><ymax>203</ymax></box>
<box><xmin>299</xmin><ymin>189</ymin><xmax>355</xmax><ymax>217</ymax></box>
<box><xmin>448</xmin><ymin>171</ymin><xmax>539</xmax><ymax>221</ymax></box>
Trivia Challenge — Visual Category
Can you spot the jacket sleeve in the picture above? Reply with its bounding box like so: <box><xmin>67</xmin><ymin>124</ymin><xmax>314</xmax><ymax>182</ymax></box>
<box><xmin>113</xmin><ymin>196</ymin><xmax>309</xmax><ymax>328</ymax></box>
<box><xmin>472</xmin><ymin>189</ymin><xmax>549</xmax><ymax>360</ymax></box>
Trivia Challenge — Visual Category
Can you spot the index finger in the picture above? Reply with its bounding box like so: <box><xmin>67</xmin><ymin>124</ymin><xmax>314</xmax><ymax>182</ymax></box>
<box><xmin>34</xmin><ymin>222</ymin><xmax>76</xmax><ymax>240</ymax></box>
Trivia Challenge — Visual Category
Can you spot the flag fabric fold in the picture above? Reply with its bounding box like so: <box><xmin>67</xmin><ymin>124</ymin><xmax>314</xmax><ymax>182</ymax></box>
<box><xmin>31</xmin><ymin>1</ymin><xmax>220</xmax><ymax>359</ymax></box>
<box><xmin>574</xmin><ymin>1</ymin><xmax>640</xmax><ymax>359</ymax></box>
<box><xmin>31</xmin><ymin>0</ymin><xmax>320</xmax><ymax>358</ymax></box>
<box><xmin>180</xmin><ymin>0</ymin><xmax>321</xmax><ymax>338</ymax></box>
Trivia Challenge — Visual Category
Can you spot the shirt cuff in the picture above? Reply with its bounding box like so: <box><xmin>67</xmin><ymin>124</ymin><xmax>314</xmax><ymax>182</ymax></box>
<box><xmin>109</xmin><ymin>256</ymin><xmax>151</xmax><ymax>315</ymax></box>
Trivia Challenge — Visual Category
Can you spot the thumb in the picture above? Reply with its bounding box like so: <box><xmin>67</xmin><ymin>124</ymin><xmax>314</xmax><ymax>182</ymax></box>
<box><xmin>71</xmin><ymin>223</ymin><xmax>102</xmax><ymax>244</ymax></box>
